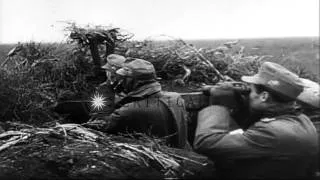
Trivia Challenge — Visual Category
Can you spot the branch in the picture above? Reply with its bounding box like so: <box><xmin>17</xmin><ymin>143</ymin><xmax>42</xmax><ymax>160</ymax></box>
<box><xmin>183</xmin><ymin>43</ymin><xmax>227</xmax><ymax>81</ymax></box>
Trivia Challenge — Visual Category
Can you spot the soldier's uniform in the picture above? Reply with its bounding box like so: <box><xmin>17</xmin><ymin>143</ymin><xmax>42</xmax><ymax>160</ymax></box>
<box><xmin>194</xmin><ymin>62</ymin><xmax>318</xmax><ymax>179</ymax></box>
<box><xmin>87</xmin><ymin>59</ymin><xmax>191</xmax><ymax>149</ymax></box>
<box><xmin>93</xmin><ymin>54</ymin><xmax>126</xmax><ymax>115</ymax></box>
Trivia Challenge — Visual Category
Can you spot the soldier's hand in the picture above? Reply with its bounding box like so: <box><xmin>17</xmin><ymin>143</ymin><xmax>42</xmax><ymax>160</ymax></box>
<box><xmin>208</xmin><ymin>86</ymin><xmax>241</xmax><ymax>109</ymax></box>
<box><xmin>201</xmin><ymin>82</ymin><xmax>251</xmax><ymax>128</ymax></box>
<box><xmin>201</xmin><ymin>82</ymin><xmax>250</xmax><ymax>118</ymax></box>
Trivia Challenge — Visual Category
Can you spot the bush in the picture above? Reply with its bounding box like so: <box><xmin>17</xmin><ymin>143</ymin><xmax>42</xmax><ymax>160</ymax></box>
<box><xmin>0</xmin><ymin>24</ymin><xmax>318</xmax><ymax>124</ymax></box>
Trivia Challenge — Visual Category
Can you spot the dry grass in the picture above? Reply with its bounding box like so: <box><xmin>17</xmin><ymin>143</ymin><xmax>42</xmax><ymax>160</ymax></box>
<box><xmin>0</xmin><ymin>123</ymin><xmax>215</xmax><ymax>179</ymax></box>
<box><xmin>0</xmin><ymin>28</ymin><xmax>319</xmax><ymax>124</ymax></box>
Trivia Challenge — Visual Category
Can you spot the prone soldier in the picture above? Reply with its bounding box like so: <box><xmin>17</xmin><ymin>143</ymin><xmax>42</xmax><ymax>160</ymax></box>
<box><xmin>85</xmin><ymin>59</ymin><xmax>191</xmax><ymax>149</ymax></box>
<box><xmin>193</xmin><ymin>61</ymin><xmax>319</xmax><ymax>179</ymax></box>
<box><xmin>92</xmin><ymin>54</ymin><xmax>127</xmax><ymax>115</ymax></box>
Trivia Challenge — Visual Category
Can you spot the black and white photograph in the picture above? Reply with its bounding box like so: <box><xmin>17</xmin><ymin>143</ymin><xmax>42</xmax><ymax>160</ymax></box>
<box><xmin>0</xmin><ymin>0</ymin><xmax>319</xmax><ymax>179</ymax></box>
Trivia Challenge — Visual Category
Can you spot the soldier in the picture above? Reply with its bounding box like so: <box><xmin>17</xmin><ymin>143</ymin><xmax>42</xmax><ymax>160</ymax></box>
<box><xmin>193</xmin><ymin>61</ymin><xmax>318</xmax><ymax>179</ymax></box>
<box><xmin>85</xmin><ymin>59</ymin><xmax>191</xmax><ymax>149</ymax></box>
<box><xmin>53</xmin><ymin>54</ymin><xmax>126</xmax><ymax>123</ymax></box>
<box><xmin>93</xmin><ymin>54</ymin><xmax>127</xmax><ymax>115</ymax></box>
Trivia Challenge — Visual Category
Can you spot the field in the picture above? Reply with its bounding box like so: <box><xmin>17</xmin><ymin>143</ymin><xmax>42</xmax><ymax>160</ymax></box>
<box><xmin>1</xmin><ymin>37</ymin><xmax>319</xmax><ymax>81</ymax></box>
<box><xmin>0</xmin><ymin>44</ymin><xmax>15</xmax><ymax>61</ymax></box>
<box><xmin>188</xmin><ymin>37</ymin><xmax>320</xmax><ymax>80</ymax></box>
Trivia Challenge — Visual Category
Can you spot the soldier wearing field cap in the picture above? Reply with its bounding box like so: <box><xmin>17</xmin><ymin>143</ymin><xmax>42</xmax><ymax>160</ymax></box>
<box><xmin>194</xmin><ymin>61</ymin><xmax>318</xmax><ymax>179</ymax></box>
<box><xmin>92</xmin><ymin>54</ymin><xmax>127</xmax><ymax>116</ymax></box>
<box><xmin>86</xmin><ymin>59</ymin><xmax>191</xmax><ymax>149</ymax></box>
<box><xmin>99</xmin><ymin>54</ymin><xmax>127</xmax><ymax>97</ymax></box>
<box><xmin>101</xmin><ymin>54</ymin><xmax>126</xmax><ymax>84</ymax></box>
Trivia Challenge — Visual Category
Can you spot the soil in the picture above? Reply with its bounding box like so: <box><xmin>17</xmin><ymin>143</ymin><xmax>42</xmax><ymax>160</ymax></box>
<box><xmin>0</xmin><ymin>125</ymin><xmax>216</xmax><ymax>180</ymax></box>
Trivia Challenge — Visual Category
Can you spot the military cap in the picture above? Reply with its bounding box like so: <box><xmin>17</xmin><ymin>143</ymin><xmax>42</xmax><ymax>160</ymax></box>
<box><xmin>241</xmin><ymin>61</ymin><xmax>304</xmax><ymax>100</ymax></box>
<box><xmin>101</xmin><ymin>54</ymin><xmax>126</xmax><ymax>71</ymax></box>
<box><xmin>116</xmin><ymin>59</ymin><xmax>156</xmax><ymax>80</ymax></box>
<box><xmin>297</xmin><ymin>78</ymin><xmax>320</xmax><ymax>108</ymax></box>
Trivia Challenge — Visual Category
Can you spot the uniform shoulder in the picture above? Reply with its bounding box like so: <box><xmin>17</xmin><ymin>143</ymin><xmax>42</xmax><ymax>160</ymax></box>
<box><xmin>160</xmin><ymin>91</ymin><xmax>184</xmax><ymax>101</ymax></box>
<box><xmin>260</xmin><ymin>117</ymin><xmax>277</xmax><ymax>123</ymax></box>
<box><xmin>98</xmin><ymin>81</ymin><xmax>111</xmax><ymax>87</ymax></box>
<box><xmin>162</xmin><ymin>91</ymin><xmax>181</xmax><ymax>97</ymax></box>
<box><xmin>259</xmin><ymin>114</ymin><xmax>305</xmax><ymax>124</ymax></box>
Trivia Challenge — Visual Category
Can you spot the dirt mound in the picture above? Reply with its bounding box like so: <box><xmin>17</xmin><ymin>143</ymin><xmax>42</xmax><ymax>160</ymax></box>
<box><xmin>0</xmin><ymin>123</ymin><xmax>216</xmax><ymax>179</ymax></box>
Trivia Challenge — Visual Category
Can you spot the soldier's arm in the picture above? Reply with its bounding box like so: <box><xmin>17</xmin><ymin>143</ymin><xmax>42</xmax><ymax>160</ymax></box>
<box><xmin>84</xmin><ymin>102</ymin><xmax>133</xmax><ymax>133</ymax></box>
<box><xmin>193</xmin><ymin>105</ymin><xmax>276</xmax><ymax>160</ymax></box>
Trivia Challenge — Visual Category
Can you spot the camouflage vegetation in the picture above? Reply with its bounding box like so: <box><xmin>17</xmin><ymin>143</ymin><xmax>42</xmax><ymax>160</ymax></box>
<box><xmin>0</xmin><ymin>23</ymin><xmax>319</xmax><ymax>179</ymax></box>
<box><xmin>0</xmin><ymin>24</ymin><xmax>318</xmax><ymax>125</ymax></box>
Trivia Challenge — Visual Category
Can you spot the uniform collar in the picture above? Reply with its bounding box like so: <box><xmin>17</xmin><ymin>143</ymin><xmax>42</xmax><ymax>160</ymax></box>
<box><xmin>262</xmin><ymin>101</ymin><xmax>301</xmax><ymax>118</ymax></box>
<box><xmin>127</xmin><ymin>81</ymin><xmax>161</xmax><ymax>98</ymax></box>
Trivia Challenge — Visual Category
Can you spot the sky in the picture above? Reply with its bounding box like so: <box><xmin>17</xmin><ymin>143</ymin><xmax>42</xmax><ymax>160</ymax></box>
<box><xmin>0</xmin><ymin>0</ymin><xmax>319</xmax><ymax>43</ymax></box>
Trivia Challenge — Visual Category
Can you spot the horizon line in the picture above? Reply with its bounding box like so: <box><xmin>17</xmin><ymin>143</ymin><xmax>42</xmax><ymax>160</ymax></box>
<box><xmin>0</xmin><ymin>36</ymin><xmax>319</xmax><ymax>44</ymax></box>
